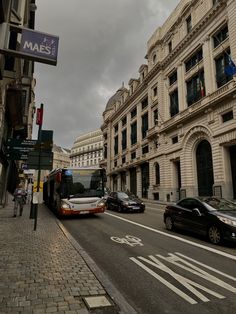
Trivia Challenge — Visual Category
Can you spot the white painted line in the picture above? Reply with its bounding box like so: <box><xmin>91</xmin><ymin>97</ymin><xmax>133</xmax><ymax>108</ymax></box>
<box><xmin>105</xmin><ymin>212</ymin><xmax>236</xmax><ymax>261</ymax></box>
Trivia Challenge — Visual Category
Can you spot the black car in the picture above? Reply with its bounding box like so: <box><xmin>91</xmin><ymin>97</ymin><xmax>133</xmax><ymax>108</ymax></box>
<box><xmin>163</xmin><ymin>197</ymin><xmax>236</xmax><ymax>244</ymax></box>
<box><xmin>106</xmin><ymin>191</ymin><xmax>145</xmax><ymax>213</ymax></box>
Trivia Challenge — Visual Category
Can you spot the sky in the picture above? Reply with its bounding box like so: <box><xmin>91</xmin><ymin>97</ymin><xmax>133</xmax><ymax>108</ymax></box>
<box><xmin>34</xmin><ymin>0</ymin><xmax>180</xmax><ymax>149</ymax></box>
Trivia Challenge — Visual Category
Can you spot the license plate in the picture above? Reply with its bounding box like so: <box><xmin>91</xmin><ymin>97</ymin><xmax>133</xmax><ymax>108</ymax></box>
<box><xmin>133</xmin><ymin>206</ymin><xmax>140</xmax><ymax>210</ymax></box>
<box><xmin>80</xmin><ymin>210</ymin><xmax>89</xmax><ymax>214</ymax></box>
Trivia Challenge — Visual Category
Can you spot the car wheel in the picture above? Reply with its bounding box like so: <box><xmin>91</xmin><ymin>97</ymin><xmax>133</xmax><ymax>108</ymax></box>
<box><xmin>165</xmin><ymin>216</ymin><xmax>174</xmax><ymax>231</ymax></box>
<box><xmin>117</xmin><ymin>205</ymin><xmax>122</xmax><ymax>213</ymax></box>
<box><xmin>208</xmin><ymin>225</ymin><xmax>221</xmax><ymax>244</ymax></box>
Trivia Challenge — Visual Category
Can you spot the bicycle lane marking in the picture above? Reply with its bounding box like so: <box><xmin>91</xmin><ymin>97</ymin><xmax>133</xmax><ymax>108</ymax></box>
<box><xmin>105</xmin><ymin>212</ymin><xmax>236</xmax><ymax>260</ymax></box>
<box><xmin>110</xmin><ymin>235</ymin><xmax>143</xmax><ymax>247</ymax></box>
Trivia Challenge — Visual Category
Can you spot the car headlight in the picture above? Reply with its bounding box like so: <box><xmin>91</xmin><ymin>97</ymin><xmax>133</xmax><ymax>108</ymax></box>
<box><xmin>61</xmin><ymin>201</ymin><xmax>71</xmax><ymax>210</ymax></box>
<box><xmin>122</xmin><ymin>201</ymin><xmax>129</xmax><ymax>207</ymax></box>
<box><xmin>218</xmin><ymin>216</ymin><xmax>236</xmax><ymax>226</ymax></box>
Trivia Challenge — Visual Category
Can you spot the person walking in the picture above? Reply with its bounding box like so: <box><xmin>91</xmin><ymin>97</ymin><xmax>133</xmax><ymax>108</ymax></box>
<box><xmin>13</xmin><ymin>183</ymin><xmax>26</xmax><ymax>217</ymax></box>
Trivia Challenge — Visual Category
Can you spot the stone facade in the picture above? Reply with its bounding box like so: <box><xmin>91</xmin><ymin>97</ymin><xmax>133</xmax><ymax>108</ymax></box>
<box><xmin>101</xmin><ymin>0</ymin><xmax>236</xmax><ymax>201</ymax></box>
<box><xmin>70</xmin><ymin>129</ymin><xmax>103</xmax><ymax>167</ymax></box>
<box><xmin>53</xmin><ymin>144</ymin><xmax>71</xmax><ymax>169</ymax></box>
<box><xmin>0</xmin><ymin>1</ymin><xmax>36</xmax><ymax>205</ymax></box>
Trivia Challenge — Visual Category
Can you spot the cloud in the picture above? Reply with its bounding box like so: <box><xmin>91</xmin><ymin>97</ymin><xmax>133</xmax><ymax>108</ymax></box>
<box><xmin>34</xmin><ymin>0</ymin><xmax>179</xmax><ymax>148</ymax></box>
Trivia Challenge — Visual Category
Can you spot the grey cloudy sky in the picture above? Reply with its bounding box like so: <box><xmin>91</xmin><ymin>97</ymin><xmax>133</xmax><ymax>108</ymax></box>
<box><xmin>34</xmin><ymin>0</ymin><xmax>180</xmax><ymax>149</ymax></box>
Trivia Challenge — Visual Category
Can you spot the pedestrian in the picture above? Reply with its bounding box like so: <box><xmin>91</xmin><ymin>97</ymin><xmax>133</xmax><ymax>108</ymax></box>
<box><xmin>13</xmin><ymin>183</ymin><xmax>26</xmax><ymax>217</ymax></box>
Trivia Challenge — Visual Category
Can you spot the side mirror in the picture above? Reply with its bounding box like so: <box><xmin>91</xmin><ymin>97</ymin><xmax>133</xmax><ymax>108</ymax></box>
<box><xmin>192</xmin><ymin>208</ymin><xmax>201</xmax><ymax>216</ymax></box>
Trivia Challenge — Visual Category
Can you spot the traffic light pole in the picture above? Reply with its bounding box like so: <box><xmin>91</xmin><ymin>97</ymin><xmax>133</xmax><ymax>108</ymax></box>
<box><xmin>34</xmin><ymin>103</ymin><xmax>43</xmax><ymax>231</ymax></box>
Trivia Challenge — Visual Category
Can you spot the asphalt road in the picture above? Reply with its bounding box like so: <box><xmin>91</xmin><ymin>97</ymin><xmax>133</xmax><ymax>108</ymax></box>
<box><xmin>62</xmin><ymin>207</ymin><xmax>236</xmax><ymax>314</ymax></box>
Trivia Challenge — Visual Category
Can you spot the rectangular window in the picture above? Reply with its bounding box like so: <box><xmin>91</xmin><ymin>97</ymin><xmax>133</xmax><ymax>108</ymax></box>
<box><xmin>131</xmin><ymin>151</ymin><xmax>136</xmax><ymax>160</ymax></box>
<box><xmin>141</xmin><ymin>97</ymin><xmax>148</xmax><ymax>110</ymax></box>
<box><xmin>215</xmin><ymin>50</ymin><xmax>233</xmax><ymax>88</ymax></box>
<box><xmin>122</xmin><ymin>116</ymin><xmax>127</xmax><ymax>126</ymax></box>
<box><xmin>186</xmin><ymin>15</ymin><xmax>192</xmax><ymax>33</ymax></box>
<box><xmin>142</xmin><ymin>112</ymin><xmax>149</xmax><ymax>139</ymax></box>
<box><xmin>142</xmin><ymin>145</ymin><xmax>149</xmax><ymax>154</ymax></box>
<box><xmin>168</xmin><ymin>41</ymin><xmax>172</xmax><ymax>53</ymax></box>
<box><xmin>4</xmin><ymin>31</ymin><xmax>17</xmax><ymax>71</ymax></box>
<box><xmin>122</xmin><ymin>129</ymin><xmax>127</xmax><ymax>151</ymax></box>
<box><xmin>222</xmin><ymin>110</ymin><xmax>233</xmax><ymax>123</ymax></box>
<box><xmin>186</xmin><ymin>71</ymin><xmax>205</xmax><ymax>106</ymax></box>
<box><xmin>114</xmin><ymin>124</ymin><xmax>118</xmax><ymax>133</ymax></box>
<box><xmin>122</xmin><ymin>156</ymin><xmax>126</xmax><ymax>164</ymax></box>
<box><xmin>131</xmin><ymin>121</ymin><xmax>137</xmax><ymax>145</ymax></box>
<box><xmin>169</xmin><ymin>71</ymin><xmax>177</xmax><ymax>86</ymax></box>
<box><xmin>213</xmin><ymin>25</ymin><xmax>229</xmax><ymax>48</ymax></box>
<box><xmin>104</xmin><ymin>146</ymin><xmax>107</xmax><ymax>159</ymax></box>
<box><xmin>153</xmin><ymin>86</ymin><xmax>158</xmax><ymax>97</ymax></box>
<box><xmin>11</xmin><ymin>0</ymin><xmax>19</xmax><ymax>11</ymax></box>
<box><xmin>170</xmin><ymin>89</ymin><xmax>179</xmax><ymax>117</ymax></box>
<box><xmin>114</xmin><ymin>135</ymin><xmax>118</xmax><ymax>156</ymax></box>
<box><xmin>185</xmin><ymin>48</ymin><xmax>203</xmax><ymax>72</ymax></box>
<box><xmin>172</xmin><ymin>136</ymin><xmax>178</xmax><ymax>144</ymax></box>
<box><xmin>131</xmin><ymin>107</ymin><xmax>137</xmax><ymax>119</ymax></box>
<box><xmin>154</xmin><ymin>109</ymin><xmax>158</xmax><ymax>125</ymax></box>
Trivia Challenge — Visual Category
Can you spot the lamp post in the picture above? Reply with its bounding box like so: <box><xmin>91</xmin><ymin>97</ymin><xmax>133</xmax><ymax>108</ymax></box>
<box><xmin>34</xmin><ymin>103</ymin><xmax>43</xmax><ymax>231</ymax></box>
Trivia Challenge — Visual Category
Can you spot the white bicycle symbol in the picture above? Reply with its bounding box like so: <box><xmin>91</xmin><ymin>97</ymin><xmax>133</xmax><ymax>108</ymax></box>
<box><xmin>110</xmin><ymin>235</ymin><xmax>143</xmax><ymax>247</ymax></box>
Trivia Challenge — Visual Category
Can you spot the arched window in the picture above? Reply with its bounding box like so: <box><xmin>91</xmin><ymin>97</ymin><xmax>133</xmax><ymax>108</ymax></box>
<box><xmin>155</xmin><ymin>163</ymin><xmax>160</xmax><ymax>185</ymax></box>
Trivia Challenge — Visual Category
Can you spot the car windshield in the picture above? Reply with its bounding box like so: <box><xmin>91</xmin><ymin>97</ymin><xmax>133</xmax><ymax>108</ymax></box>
<box><xmin>203</xmin><ymin>198</ymin><xmax>236</xmax><ymax>211</ymax></box>
<box><xmin>118</xmin><ymin>192</ymin><xmax>129</xmax><ymax>200</ymax></box>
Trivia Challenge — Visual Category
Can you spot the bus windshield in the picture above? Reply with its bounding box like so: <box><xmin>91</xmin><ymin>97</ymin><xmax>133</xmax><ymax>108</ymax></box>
<box><xmin>61</xmin><ymin>168</ymin><xmax>104</xmax><ymax>198</ymax></box>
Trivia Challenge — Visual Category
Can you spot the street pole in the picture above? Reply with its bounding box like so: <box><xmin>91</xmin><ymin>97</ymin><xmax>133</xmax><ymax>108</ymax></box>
<box><xmin>34</xmin><ymin>103</ymin><xmax>43</xmax><ymax>231</ymax></box>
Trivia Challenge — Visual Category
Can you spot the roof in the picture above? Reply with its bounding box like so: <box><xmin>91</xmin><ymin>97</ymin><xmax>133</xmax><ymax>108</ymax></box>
<box><xmin>105</xmin><ymin>87</ymin><xmax>127</xmax><ymax>111</ymax></box>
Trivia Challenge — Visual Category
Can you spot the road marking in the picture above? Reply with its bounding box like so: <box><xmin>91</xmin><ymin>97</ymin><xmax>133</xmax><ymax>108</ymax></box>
<box><xmin>110</xmin><ymin>235</ymin><xmax>143</xmax><ymax>247</ymax></box>
<box><xmin>130</xmin><ymin>252</ymin><xmax>236</xmax><ymax>304</ymax></box>
<box><xmin>105</xmin><ymin>212</ymin><xmax>236</xmax><ymax>260</ymax></box>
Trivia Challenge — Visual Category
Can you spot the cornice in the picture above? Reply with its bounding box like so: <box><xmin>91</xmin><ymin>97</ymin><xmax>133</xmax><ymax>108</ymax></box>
<box><xmin>103</xmin><ymin>1</ymin><xmax>226</xmax><ymax>124</ymax></box>
<box><xmin>161</xmin><ymin>1</ymin><xmax>224</xmax><ymax>68</ymax></box>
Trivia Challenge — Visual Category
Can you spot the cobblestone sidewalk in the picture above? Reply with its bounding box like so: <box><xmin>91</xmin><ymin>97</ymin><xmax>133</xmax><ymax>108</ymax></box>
<box><xmin>0</xmin><ymin>196</ymin><xmax>119</xmax><ymax>314</ymax></box>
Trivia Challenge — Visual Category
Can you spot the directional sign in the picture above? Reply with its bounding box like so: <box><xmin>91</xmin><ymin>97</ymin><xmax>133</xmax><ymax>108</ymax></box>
<box><xmin>7</xmin><ymin>138</ymin><xmax>37</xmax><ymax>148</ymax></box>
<box><xmin>6</xmin><ymin>139</ymin><xmax>37</xmax><ymax>160</ymax></box>
<box><xmin>27</xmin><ymin>151</ymin><xmax>53</xmax><ymax>170</ymax></box>
<box><xmin>6</xmin><ymin>135</ymin><xmax>53</xmax><ymax>161</ymax></box>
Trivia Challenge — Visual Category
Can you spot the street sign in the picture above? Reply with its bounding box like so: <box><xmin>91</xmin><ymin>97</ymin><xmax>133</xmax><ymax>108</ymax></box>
<box><xmin>27</xmin><ymin>151</ymin><xmax>53</xmax><ymax>170</ymax></box>
<box><xmin>6</xmin><ymin>135</ymin><xmax>53</xmax><ymax>161</ymax></box>
<box><xmin>7</xmin><ymin>138</ymin><xmax>37</xmax><ymax>147</ymax></box>
<box><xmin>6</xmin><ymin>138</ymin><xmax>37</xmax><ymax>160</ymax></box>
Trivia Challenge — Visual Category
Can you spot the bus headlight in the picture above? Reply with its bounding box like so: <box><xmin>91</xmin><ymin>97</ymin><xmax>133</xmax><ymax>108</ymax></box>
<box><xmin>97</xmin><ymin>200</ymin><xmax>106</xmax><ymax>208</ymax></box>
<box><xmin>61</xmin><ymin>201</ymin><xmax>71</xmax><ymax>210</ymax></box>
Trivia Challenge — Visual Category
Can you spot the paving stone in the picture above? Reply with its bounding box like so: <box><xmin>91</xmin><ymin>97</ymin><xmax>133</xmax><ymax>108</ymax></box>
<box><xmin>0</xmin><ymin>201</ymin><xmax>114</xmax><ymax>314</ymax></box>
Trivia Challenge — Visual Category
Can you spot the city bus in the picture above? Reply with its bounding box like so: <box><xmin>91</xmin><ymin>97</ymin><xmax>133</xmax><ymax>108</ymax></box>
<box><xmin>43</xmin><ymin>167</ymin><xmax>107</xmax><ymax>217</ymax></box>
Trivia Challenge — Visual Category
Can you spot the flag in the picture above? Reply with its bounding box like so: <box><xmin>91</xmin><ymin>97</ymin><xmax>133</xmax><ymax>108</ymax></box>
<box><xmin>225</xmin><ymin>54</ymin><xmax>236</xmax><ymax>76</ymax></box>
<box><xmin>200</xmin><ymin>79</ymin><xmax>205</xmax><ymax>97</ymax></box>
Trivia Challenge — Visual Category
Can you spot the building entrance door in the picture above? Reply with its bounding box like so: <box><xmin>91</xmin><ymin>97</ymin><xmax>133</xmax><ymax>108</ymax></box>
<box><xmin>196</xmin><ymin>140</ymin><xmax>214</xmax><ymax>196</ymax></box>
<box><xmin>141</xmin><ymin>162</ymin><xmax>149</xmax><ymax>198</ymax></box>
<box><xmin>230</xmin><ymin>145</ymin><xmax>236</xmax><ymax>199</ymax></box>
<box><xmin>130</xmin><ymin>168</ymin><xmax>137</xmax><ymax>196</ymax></box>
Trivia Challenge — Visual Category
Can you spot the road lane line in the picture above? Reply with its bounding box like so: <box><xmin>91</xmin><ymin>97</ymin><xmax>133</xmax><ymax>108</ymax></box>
<box><xmin>105</xmin><ymin>212</ymin><xmax>236</xmax><ymax>261</ymax></box>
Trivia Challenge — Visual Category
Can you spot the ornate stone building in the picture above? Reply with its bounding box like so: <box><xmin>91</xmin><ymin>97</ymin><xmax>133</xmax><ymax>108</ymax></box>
<box><xmin>0</xmin><ymin>1</ymin><xmax>36</xmax><ymax>205</ymax></box>
<box><xmin>70</xmin><ymin>130</ymin><xmax>103</xmax><ymax>167</ymax></box>
<box><xmin>53</xmin><ymin>144</ymin><xmax>70</xmax><ymax>169</ymax></box>
<box><xmin>101</xmin><ymin>0</ymin><xmax>236</xmax><ymax>202</ymax></box>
